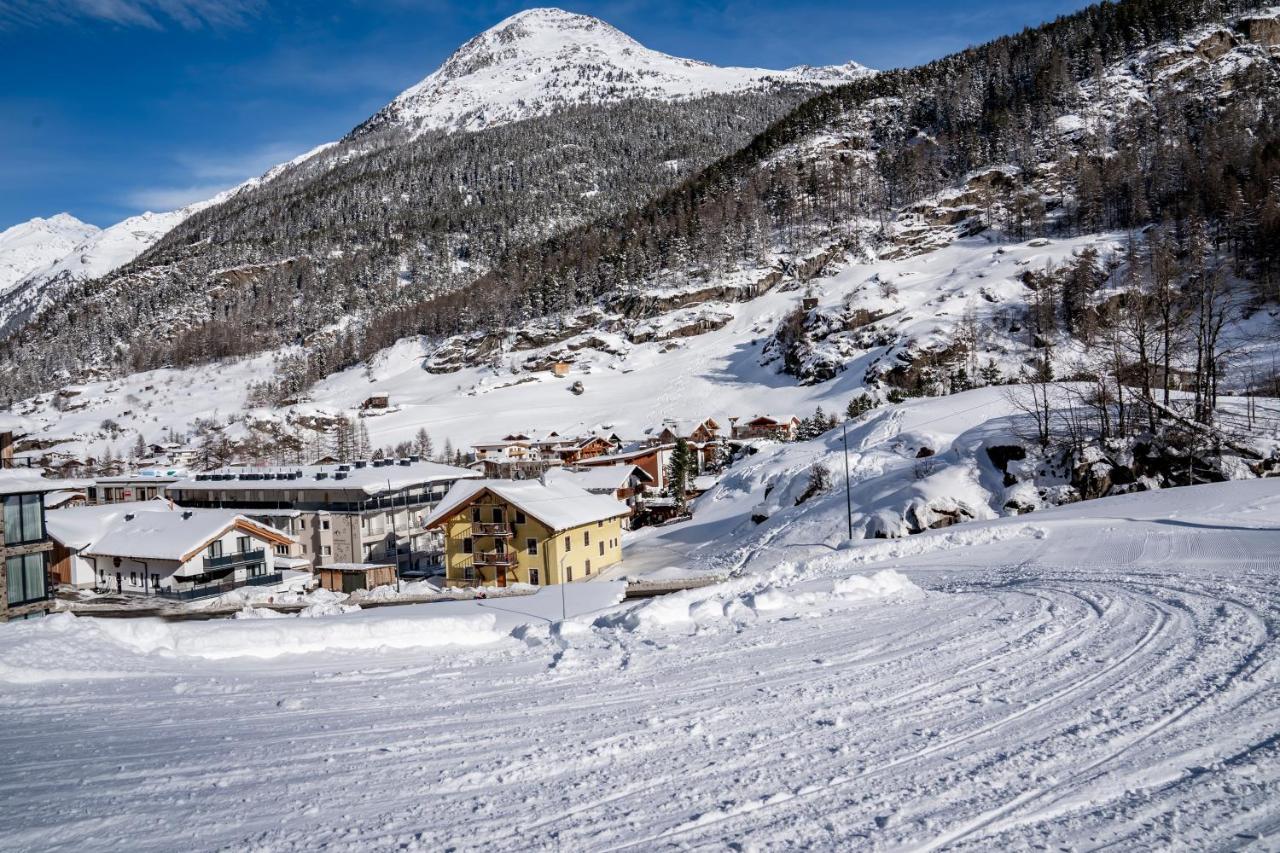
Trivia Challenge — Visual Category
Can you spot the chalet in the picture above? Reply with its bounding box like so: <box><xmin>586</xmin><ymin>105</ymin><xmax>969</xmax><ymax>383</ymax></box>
<box><xmin>576</xmin><ymin>443</ymin><xmax>674</xmax><ymax>491</ymax></box>
<box><xmin>425</xmin><ymin>478</ymin><xmax>629</xmax><ymax>588</ymax></box>
<box><xmin>46</xmin><ymin>500</ymin><xmax>174</xmax><ymax>588</ymax></box>
<box><xmin>44</xmin><ymin>489</ymin><xmax>87</xmax><ymax>510</ymax></box>
<box><xmin>1</xmin><ymin>469</ymin><xmax>66</xmax><ymax>621</ymax></box>
<box><xmin>472</xmin><ymin>431</ymin><xmax>615</xmax><ymax>476</ymax></box>
<box><xmin>561</xmin><ymin>435</ymin><xmax>615</xmax><ymax>465</ymax></box>
<box><xmin>317</xmin><ymin>562</ymin><xmax>396</xmax><ymax>594</ymax></box>
<box><xmin>472</xmin><ymin>434</ymin><xmax>543</xmax><ymax>477</ymax></box>
<box><xmin>147</xmin><ymin>443</ymin><xmax>200</xmax><ymax>469</ymax></box>
<box><xmin>360</xmin><ymin>394</ymin><xmax>390</xmax><ymax>411</ymax></box>
<box><xmin>643</xmin><ymin>418</ymin><xmax>724</xmax><ymax>470</ymax></box>
<box><xmin>544</xmin><ymin>464</ymin><xmax>653</xmax><ymax>525</ymax></box>
<box><xmin>732</xmin><ymin>415</ymin><xmax>801</xmax><ymax>442</ymax></box>
<box><xmin>77</xmin><ymin>509</ymin><xmax>297</xmax><ymax>599</ymax></box>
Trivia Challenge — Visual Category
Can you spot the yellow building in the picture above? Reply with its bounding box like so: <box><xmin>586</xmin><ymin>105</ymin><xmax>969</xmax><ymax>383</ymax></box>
<box><xmin>423</xmin><ymin>478</ymin><xmax>629</xmax><ymax>587</ymax></box>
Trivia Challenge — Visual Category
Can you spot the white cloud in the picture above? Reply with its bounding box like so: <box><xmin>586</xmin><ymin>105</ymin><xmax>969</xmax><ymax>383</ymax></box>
<box><xmin>124</xmin><ymin>182</ymin><xmax>231</xmax><ymax>211</ymax></box>
<box><xmin>0</xmin><ymin>0</ymin><xmax>260</xmax><ymax>30</ymax></box>
<box><xmin>122</xmin><ymin>140</ymin><xmax>316</xmax><ymax>212</ymax></box>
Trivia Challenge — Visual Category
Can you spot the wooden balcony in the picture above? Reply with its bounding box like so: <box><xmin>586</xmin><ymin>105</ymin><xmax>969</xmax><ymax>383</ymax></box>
<box><xmin>473</xmin><ymin>550</ymin><xmax>516</xmax><ymax>567</ymax></box>
<box><xmin>474</xmin><ymin>522</ymin><xmax>513</xmax><ymax>537</ymax></box>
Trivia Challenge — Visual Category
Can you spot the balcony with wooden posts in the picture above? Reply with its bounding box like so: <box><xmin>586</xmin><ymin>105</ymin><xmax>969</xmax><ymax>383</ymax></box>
<box><xmin>473</xmin><ymin>550</ymin><xmax>516</xmax><ymax>567</ymax></box>
<box><xmin>474</xmin><ymin>522</ymin><xmax>513</xmax><ymax>537</ymax></box>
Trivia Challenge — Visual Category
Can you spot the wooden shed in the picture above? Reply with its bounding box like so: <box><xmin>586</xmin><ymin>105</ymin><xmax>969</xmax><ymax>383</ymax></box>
<box><xmin>317</xmin><ymin>562</ymin><xmax>397</xmax><ymax>594</ymax></box>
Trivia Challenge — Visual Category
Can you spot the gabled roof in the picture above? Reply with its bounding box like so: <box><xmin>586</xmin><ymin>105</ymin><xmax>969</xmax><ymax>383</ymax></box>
<box><xmin>743</xmin><ymin>414</ymin><xmax>799</xmax><ymax>426</ymax></box>
<box><xmin>545</xmin><ymin>465</ymin><xmax>652</xmax><ymax>492</ymax></box>
<box><xmin>82</xmin><ymin>510</ymin><xmax>294</xmax><ymax>562</ymax></box>
<box><xmin>46</xmin><ymin>500</ymin><xmax>172</xmax><ymax>551</ymax></box>
<box><xmin>424</xmin><ymin>478</ymin><xmax>629</xmax><ymax>532</ymax></box>
<box><xmin>646</xmin><ymin>417</ymin><xmax>722</xmax><ymax>438</ymax></box>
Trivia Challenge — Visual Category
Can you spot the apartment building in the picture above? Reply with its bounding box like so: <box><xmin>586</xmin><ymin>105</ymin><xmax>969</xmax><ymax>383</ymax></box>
<box><xmin>167</xmin><ymin>458</ymin><xmax>480</xmax><ymax>572</ymax></box>
<box><xmin>425</xmin><ymin>478</ymin><xmax>629</xmax><ymax>588</ymax></box>
<box><xmin>1</xmin><ymin>470</ymin><xmax>60</xmax><ymax>621</ymax></box>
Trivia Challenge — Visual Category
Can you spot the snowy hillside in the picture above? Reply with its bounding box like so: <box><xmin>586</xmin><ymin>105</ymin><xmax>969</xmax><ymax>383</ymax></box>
<box><xmin>357</xmin><ymin>7</ymin><xmax>872</xmax><ymax>135</ymax></box>
<box><xmin>2</xmin><ymin>479</ymin><xmax>1277</xmax><ymax>848</ymax></box>
<box><xmin>0</xmin><ymin>145</ymin><xmax>337</xmax><ymax>338</ymax></box>
<box><xmin>0</xmin><ymin>213</ymin><xmax>97</xmax><ymax>296</ymax></box>
<box><xmin>6</xmin><ymin>225</ymin><xmax>1276</xmax><ymax>471</ymax></box>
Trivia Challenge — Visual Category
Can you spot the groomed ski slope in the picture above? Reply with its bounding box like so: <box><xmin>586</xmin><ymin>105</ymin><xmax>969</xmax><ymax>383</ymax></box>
<box><xmin>1</xmin><ymin>479</ymin><xmax>1278</xmax><ymax>850</ymax></box>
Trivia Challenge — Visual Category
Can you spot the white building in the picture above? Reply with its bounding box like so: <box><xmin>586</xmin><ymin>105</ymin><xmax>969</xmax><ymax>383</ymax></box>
<box><xmin>51</xmin><ymin>505</ymin><xmax>296</xmax><ymax>599</ymax></box>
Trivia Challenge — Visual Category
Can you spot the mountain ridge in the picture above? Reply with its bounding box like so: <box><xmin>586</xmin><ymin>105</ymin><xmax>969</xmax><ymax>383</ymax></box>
<box><xmin>353</xmin><ymin>7</ymin><xmax>872</xmax><ymax>136</ymax></box>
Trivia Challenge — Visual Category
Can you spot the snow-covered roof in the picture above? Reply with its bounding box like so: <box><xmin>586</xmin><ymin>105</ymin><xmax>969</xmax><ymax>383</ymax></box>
<box><xmin>45</xmin><ymin>500</ymin><xmax>173</xmax><ymax>551</ymax></box>
<box><xmin>83</xmin><ymin>510</ymin><xmax>294</xmax><ymax>562</ymax></box>
<box><xmin>0</xmin><ymin>468</ymin><xmax>74</xmax><ymax>496</ymax></box>
<box><xmin>545</xmin><ymin>465</ymin><xmax>651</xmax><ymax>492</ymax></box>
<box><xmin>43</xmin><ymin>489</ymin><xmax>86</xmax><ymax>508</ymax></box>
<box><xmin>742</xmin><ymin>414</ymin><xmax>799</xmax><ymax>426</ymax></box>
<box><xmin>424</xmin><ymin>478</ymin><xmax>630</xmax><ymax>532</ymax></box>
<box><xmin>645</xmin><ymin>418</ymin><xmax>721</xmax><ymax>438</ymax></box>
<box><xmin>173</xmin><ymin>459</ymin><xmax>480</xmax><ymax>496</ymax></box>
<box><xmin>95</xmin><ymin>472</ymin><xmax>184</xmax><ymax>484</ymax></box>
<box><xmin>578</xmin><ymin>443</ymin><xmax>672</xmax><ymax>465</ymax></box>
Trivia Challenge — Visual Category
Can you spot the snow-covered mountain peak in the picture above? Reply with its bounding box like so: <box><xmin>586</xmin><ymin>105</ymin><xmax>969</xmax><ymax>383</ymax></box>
<box><xmin>0</xmin><ymin>213</ymin><xmax>100</xmax><ymax>296</ymax></box>
<box><xmin>357</xmin><ymin>6</ymin><xmax>873</xmax><ymax>135</ymax></box>
<box><xmin>437</xmin><ymin>7</ymin><xmax>646</xmax><ymax>79</ymax></box>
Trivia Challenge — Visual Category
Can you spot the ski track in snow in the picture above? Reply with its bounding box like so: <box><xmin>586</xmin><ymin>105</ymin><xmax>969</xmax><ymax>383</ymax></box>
<box><xmin>1</xmin><ymin>482</ymin><xmax>1278</xmax><ymax>850</ymax></box>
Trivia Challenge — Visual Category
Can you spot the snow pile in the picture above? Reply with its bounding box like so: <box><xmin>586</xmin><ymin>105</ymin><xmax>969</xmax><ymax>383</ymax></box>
<box><xmin>0</xmin><ymin>582</ymin><xmax>630</xmax><ymax>670</ymax></box>
<box><xmin>82</xmin><ymin>610</ymin><xmax>501</xmax><ymax>660</ymax></box>
<box><xmin>605</xmin><ymin>563</ymin><xmax>920</xmax><ymax>635</ymax></box>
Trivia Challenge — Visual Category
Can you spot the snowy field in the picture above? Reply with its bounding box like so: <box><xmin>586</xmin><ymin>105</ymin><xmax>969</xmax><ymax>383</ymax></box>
<box><xmin>1</xmin><ymin>479</ymin><xmax>1277</xmax><ymax>850</ymax></box>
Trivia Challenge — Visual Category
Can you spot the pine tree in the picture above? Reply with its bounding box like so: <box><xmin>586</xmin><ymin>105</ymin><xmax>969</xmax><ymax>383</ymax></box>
<box><xmin>414</xmin><ymin>427</ymin><xmax>434</xmax><ymax>460</ymax></box>
<box><xmin>846</xmin><ymin>393</ymin><xmax>876</xmax><ymax>419</ymax></box>
<box><xmin>666</xmin><ymin>438</ymin><xmax>696</xmax><ymax>509</ymax></box>
<box><xmin>356</xmin><ymin>421</ymin><xmax>372</xmax><ymax>460</ymax></box>
<box><xmin>979</xmin><ymin>360</ymin><xmax>1003</xmax><ymax>386</ymax></box>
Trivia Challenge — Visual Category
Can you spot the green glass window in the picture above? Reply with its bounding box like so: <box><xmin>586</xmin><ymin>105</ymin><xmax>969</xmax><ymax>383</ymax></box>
<box><xmin>6</xmin><ymin>552</ymin><xmax>47</xmax><ymax>606</ymax></box>
<box><xmin>3</xmin><ymin>493</ymin><xmax>45</xmax><ymax>545</ymax></box>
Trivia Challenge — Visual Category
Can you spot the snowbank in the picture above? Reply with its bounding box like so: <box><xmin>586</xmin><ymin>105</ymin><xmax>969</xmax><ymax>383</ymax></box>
<box><xmin>84</xmin><ymin>611</ymin><xmax>501</xmax><ymax>660</ymax></box>
<box><xmin>0</xmin><ymin>582</ymin><xmax>631</xmax><ymax>671</ymax></box>
<box><xmin>603</xmin><ymin>564</ymin><xmax>920</xmax><ymax>635</ymax></box>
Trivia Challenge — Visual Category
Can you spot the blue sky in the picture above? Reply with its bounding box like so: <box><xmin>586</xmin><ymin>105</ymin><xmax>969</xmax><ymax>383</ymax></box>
<box><xmin>0</xmin><ymin>0</ymin><xmax>1093</xmax><ymax>230</ymax></box>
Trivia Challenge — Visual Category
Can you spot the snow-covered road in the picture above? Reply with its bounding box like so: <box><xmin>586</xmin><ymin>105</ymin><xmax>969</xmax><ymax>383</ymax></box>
<box><xmin>1</xmin><ymin>481</ymin><xmax>1277</xmax><ymax>850</ymax></box>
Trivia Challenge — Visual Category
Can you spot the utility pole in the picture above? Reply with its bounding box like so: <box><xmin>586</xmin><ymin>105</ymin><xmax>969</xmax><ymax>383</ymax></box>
<box><xmin>842</xmin><ymin>419</ymin><xmax>854</xmax><ymax>541</ymax></box>
<box><xmin>559</xmin><ymin>551</ymin><xmax>570</xmax><ymax>623</ymax></box>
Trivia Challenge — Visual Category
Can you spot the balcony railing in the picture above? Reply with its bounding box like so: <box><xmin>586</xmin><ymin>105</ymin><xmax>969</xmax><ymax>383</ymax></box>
<box><xmin>204</xmin><ymin>548</ymin><xmax>266</xmax><ymax>570</ymax></box>
<box><xmin>474</xmin><ymin>522</ymin><xmax>512</xmax><ymax>537</ymax></box>
<box><xmin>154</xmin><ymin>572</ymin><xmax>282</xmax><ymax>601</ymax></box>
<box><xmin>473</xmin><ymin>550</ymin><xmax>516</xmax><ymax>567</ymax></box>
